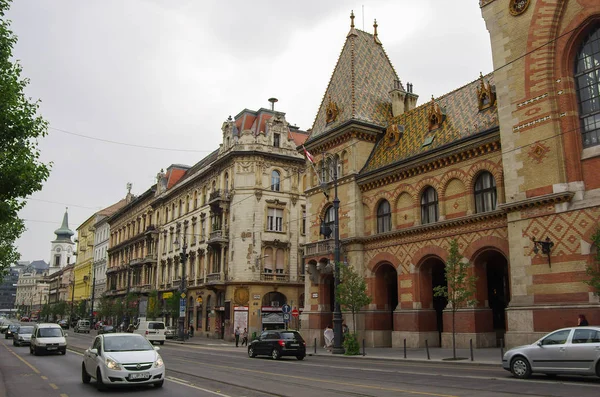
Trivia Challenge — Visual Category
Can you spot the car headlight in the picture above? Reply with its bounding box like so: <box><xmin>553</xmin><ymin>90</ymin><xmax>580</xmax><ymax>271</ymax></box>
<box><xmin>106</xmin><ymin>357</ymin><xmax>121</xmax><ymax>370</ymax></box>
<box><xmin>154</xmin><ymin>355</ymin><xmax>164</xmax><ymax>368</ymax></box>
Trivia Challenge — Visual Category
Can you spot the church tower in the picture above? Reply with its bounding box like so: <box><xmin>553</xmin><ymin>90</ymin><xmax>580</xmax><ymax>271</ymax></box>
<box><xmin>49</xmin><ymin>208</ymin><xmax>75</xmax><ymax>274</ymax></box>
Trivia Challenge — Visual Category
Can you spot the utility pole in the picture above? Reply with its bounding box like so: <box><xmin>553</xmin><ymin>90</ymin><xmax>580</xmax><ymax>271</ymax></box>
<box><xmin>90</xmin><ymin>268</ymin><xmax>96</xmax><ymax>326</ymax></box>
<box><xmin>175</xmin><ymin>231</ymin><xmax>188</xmax><ymax>341</ymax></box>
<box><xmin>69</xmin><ymin>276</ymin><xmax>75</xmax><ymax>328</ymax></box>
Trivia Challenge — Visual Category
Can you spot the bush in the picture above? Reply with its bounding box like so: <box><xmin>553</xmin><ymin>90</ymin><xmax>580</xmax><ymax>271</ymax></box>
<box><xmin>343</xmin><ymin>332</ymin><xmax>360</xmax><ymax>355</ymax></box>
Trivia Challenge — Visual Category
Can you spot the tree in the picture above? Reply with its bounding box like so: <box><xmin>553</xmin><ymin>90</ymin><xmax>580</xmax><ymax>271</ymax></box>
<box><xmin>76</xmin><ymin>300</ymin><xmax>87</xmax><ymax>319</ymax></box>
<box><xmin>0</xmin><ymin>0</ymin><xmax>51</xmax><ymax>279</ymax></box>
<box><xmin>336</xmin><ymin>263</ymin><xmax>372</xmax><ymax>355</ymax></box>
<box><xmin>54</xmin><ymin>300</ymin><xmax>68</xmax><ymax>319</ymax></box>
<box><xmin>434</xmin><ymin>239</ymin><xmax>478</xmax><ymax>360</ymax></box>
<box><xmin>165</xmin><ymin>294</ymin><xmax>180</xmax><ymax>320</ymax></box>
<box><xmin>146</xmin><ymin>290</ymin><xmax>160</xmax><ymax>320</ymax></box>
<box><xmin>41</xmin><ymin>303</ymin><xmax>51</xmax><ymax>321</ymax></box>
<box><xmin>584</xmin><ymin>228</ymin><xmax>600</xmax><ymax>295</ymax></box>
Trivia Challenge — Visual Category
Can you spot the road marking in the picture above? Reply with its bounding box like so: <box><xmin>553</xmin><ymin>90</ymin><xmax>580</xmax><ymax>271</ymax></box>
<box><xmin>1</xmin><ymin>344</ymin><xmax>40</xmax><ymax>374</ymax></box>
<box><xmin>167</xmin><ymin>376</ymin><xmax>233</xmax><ymax>396</ymax></box>
<box><xmin>41</xmin><ymin>376</ymin><xmax>48</xmax><ymax>380</ymax></box>
<box><xmin>49</xmin><ymin>383</ymin><xmax>58</xmax><ymax>390</ymax></box>
<box><xmin>60</xmin><ymin>394</ymin><xmax>68</xmax><ymax>397</ymax></box>
<box><xmin>172</xmin><ymin>357</ymin><xmax>459</xmax><ymax>397</ymax></box>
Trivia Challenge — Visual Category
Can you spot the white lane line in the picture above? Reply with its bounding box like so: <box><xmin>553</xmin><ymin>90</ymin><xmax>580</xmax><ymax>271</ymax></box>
<box><xmin>167</xmin><ymin>376</ymin><xmax>234</xmax><ymax>396</ymax></box>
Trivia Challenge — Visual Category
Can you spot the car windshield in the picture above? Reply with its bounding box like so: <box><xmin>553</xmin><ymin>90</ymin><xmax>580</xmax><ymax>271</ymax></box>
<box><xmin>8</xmin><ymin>325</ymin><xmax>19</xmax><ymax>331</ymax></box>
<box><xmin>148</xmin><ymin>322</ymin><xmax>165</xmax><ymax>329</ymax></box>
<box><xmin>280</xmin><ymin>332</ymin><xmax>303</xmax><ymax>341</ymax></box>
<box><xmin>104</xmin><ymin>335</ymin><xmax>153</xmax><ymax>352</ymax></box>
<box><xmin>38</xmin><ymin>328</ymin><xmax>63</xmax><ymax>337</ymax></box>
<box><xmin>104</xmin><ymin>326</ymin><xmax>113</xmax><ymax>330</ymax></box>
<box><xmin>18</xmin><ymin>326</ymin><xmax>33</xmax><ymax>334</ymax></box>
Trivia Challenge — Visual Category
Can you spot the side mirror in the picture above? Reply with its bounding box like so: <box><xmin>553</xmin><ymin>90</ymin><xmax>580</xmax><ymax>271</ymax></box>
<box><xmin>154</xmin><ymin>346</ymin><xmax>160</xmax><ymax>351</ymax></box>
<box><xmin>537</xmin><ymin>341</ymin><xmax>542</xmax><ymax>347</ymax></box>
<box><xmin>64</xmin><ymin>333</ymin><xmax>69</xmax><ymax>337</ymax></box>
<box><xmin>89</xmin><ymin>348</ymin><xmax>98</xmax><ymax>355</ymax></box>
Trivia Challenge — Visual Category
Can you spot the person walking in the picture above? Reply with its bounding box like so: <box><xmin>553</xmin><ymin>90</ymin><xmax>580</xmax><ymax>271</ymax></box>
<box><xmin>241</xmin><ymin>328</ymin><xmax>248</xmax><ymax>346</ymax></box>
<box><xmin>189</xmin><ymin>324</ymin><xmax>194</xmax><ymax>337</ymax></box>
<box><xmin>578</xmin><ymin>314</ymin><xmax>589</xmax><ymax>326</ymax></box>
<box><xmin>234</xmin><ymin>326</ymin><xmax>241</xmax><ymax>347</ymax></box>
<box><xmin>324</xmin><ymin>325</ymin><xmax>334</xmax><ymax>352</ymax></box>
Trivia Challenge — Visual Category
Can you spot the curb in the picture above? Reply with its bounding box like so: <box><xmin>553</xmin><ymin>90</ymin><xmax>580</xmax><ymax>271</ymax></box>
<box><xmin>306</xmin><ymin>352</ymin><xmax>502</xmax><ymax>368</ymax></box>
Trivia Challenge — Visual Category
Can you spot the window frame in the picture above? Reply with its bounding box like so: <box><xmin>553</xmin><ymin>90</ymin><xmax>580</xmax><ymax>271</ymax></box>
<box><xmin>575</xmin><ymin>26</ymin><xmax>600</xmax><ymax>148</ymax></box>
<box><xmin>474</xmin><ymin>171</ymin><xmax>497</xmax><ymax>213</ymax></box>
<box><xmin>267</xmin><ymin>208</ymin><xmax>284</xmax><ymax>232</ymax></box>
<box><xmin>420</xmin><ymin>187</ymin><xmax>439</xmax><ymax>225</ymax></box>
<box><xmin>271</xmin><ymin>170</ymin><xmax>281</xmax><ymax>192</ymax></box>
<box><xmin>376</xmin><ymin>200</ymin><xmax>392</xmax><ymax>233</ymax></box>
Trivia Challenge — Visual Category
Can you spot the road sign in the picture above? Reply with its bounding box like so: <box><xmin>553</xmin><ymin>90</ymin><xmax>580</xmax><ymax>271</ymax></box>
<box><xmin>180</xmin><ymin>292</ymin><xmax>186</xmax><ymax>299</ymax></box>
<box><xmin>281</xmin><ymin>304</ymin><xmax>291</xmax><ymax>313</ymax></box>
<box><xmin>179</xmin><ymin>298</ymin><xmax>186</xmax><ymax>317</ymax></box>
<box><xmin>291</xmin><ymin>308</ymin><xmax>299</xmax><ymax>318</ymax></box>
<box><xmin>283</xmin><ymin>313</ymin><xmax>291</xmax><ymax>322</ymax></box>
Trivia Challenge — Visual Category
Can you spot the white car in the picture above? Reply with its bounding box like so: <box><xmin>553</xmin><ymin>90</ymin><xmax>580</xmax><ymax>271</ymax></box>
<box><xmin>82</xmin><ymin>333</ymin><xmax>165</xmax><ymax>390</ymax></box>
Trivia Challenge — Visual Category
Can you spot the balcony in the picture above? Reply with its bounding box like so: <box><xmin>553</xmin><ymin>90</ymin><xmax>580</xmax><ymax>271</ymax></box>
<box><xmin>208</xmin><ymin>189</ymin><xmax>231</xmax><ymax>204</ymax></box>
<box><xmin>260</xmin><ymin>273</ymin><xmax>290</xmax><ymax>282</ymax></box>
<box><xmin>206</xmin><ymin>273</ymin><xmax>223</xmax><ymax>283</ymax></box>
<box><xmin>145</xmin><ymin>225</ymin><xmax>159</xmax><ymax>236</ymax></box>
<box><xmin>304</xmin><ymin>240</ymin><xmax>335</xmax><ymax>257</ymax></box>
<box><xmin>130</xmin><ymin>254</ymin><xmax>158</xmax><ymax>267</ymax></box>
<box><xmin>208</xmin><ymin>229</ymin><xmax>229</xmax><ymax>244</ymax></box>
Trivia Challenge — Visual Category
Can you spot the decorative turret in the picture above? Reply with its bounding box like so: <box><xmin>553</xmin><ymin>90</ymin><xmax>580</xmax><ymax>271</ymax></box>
<box><xmin>53</xmin><ymin>208</ymin><xmax>74</xmax><ymax>243</ymax></box>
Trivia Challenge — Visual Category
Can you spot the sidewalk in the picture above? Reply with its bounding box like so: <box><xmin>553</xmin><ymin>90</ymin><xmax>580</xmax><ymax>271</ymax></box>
<box><xmin>166</xmin><ymin>337</ymin><xmax>505</xmax><ymax>367</ymax></box>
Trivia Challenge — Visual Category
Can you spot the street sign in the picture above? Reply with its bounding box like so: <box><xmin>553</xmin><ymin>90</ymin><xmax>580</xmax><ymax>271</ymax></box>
<box><xmin>179</xmin><ymin>298</ymin><xmax>186</xmax><ymax>317</ymax></box>
<box><xmin>291</xmin><ymin>308</ymin><xmax>299</xmax><ymax>318</ymax></box>
<box><xmin>283</xmin><ymin>313</ymin><xmax>291</xmax><ymax>321</ymax></box>
<box><xmin>281</xmin><ymin>304</ymin><xmax>291</xmax><ymax>313</ymax></box>
<box><xmin>180</xmin><ymin>292</ymin><xmax>186</xmax><ymax>299</ymax></box>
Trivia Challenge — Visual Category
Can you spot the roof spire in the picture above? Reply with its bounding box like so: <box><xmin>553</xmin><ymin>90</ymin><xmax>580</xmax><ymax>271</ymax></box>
<box><xmin>350</xmin><ymin>10</ymin><xmax>355</xmax><ymax>28</ymax></box>
<box><xmin>53</xmin><ymin>207</ymin><xmax>74</xmax><ymax>242</ymax></box>
<box><xmin>373</xmin><ymin>19</ymin><xmax>381</xmax><ymax>45</ymax></box>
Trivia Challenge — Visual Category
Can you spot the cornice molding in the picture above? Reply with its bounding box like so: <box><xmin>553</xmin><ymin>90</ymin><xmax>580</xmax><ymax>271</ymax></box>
<box><xmin>498</xmin><ymin>191</ymin><xmax>575</xmax><ymax>213</ymax></box>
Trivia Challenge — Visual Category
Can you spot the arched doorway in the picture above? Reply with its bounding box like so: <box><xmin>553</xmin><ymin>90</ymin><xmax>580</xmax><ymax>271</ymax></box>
<box><xmin>419</xmin><ymin>257</ymin><xmax>447</xmax><ymax>346</ymax></box>
<box><xmin>373</xmin><ymin>263</ymin><xmax>398</xmax><ymax>331</ymax></box>
<box><xmin>261</xmin><ymin>291</ymin><xmax>288</xmax><ymax>330</ymax></box>
<box><xmin>475</xmin><ymin>249</ymin><xmax>510</xmax><ymax>343</ymax></box>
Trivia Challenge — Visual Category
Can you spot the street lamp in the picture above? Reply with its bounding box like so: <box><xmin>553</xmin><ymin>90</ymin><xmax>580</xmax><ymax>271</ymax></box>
<box><xmin>320</xmin><ymin>152</ymin><xmax>345</xmax><ymax>355</ymax></box>
<box><xmin>89</xmin><ymin>268</ymin><xmax>96</xmax><ymax>326</ymax></box>
<box><xmin>174</xmin><ymin>231</ymin><xmax>188</xmax><ymax>341</ymax></box>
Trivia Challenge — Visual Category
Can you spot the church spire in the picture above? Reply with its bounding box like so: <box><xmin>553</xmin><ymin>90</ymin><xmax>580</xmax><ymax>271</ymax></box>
<box><xmin>53</xmin><ymin>207</ymin><xmax>74</xmax><ymax>242</ymax></box>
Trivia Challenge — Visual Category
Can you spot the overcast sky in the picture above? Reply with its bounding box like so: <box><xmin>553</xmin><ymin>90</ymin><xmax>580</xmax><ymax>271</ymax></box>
<box><xmin>10</xmin><ymin>0</ymin><xmax>493</xmax><ymax>263</ymax></box>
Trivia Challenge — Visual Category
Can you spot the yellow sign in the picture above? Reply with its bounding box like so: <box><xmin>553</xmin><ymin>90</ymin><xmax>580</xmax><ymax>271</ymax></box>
<box><xmin>163</xmin><ymin>292</ymin><xmax>173</xmax><ymax>299</ymax></box>
<box><xmin>196</xmin><ymin>297</ymin><xmax>203</xmax><ymax>304</ymax></box>
<box><xmin>180</xmin><ymin>292</ymin><xmax>186</xmax><ymax>299</ymax></box>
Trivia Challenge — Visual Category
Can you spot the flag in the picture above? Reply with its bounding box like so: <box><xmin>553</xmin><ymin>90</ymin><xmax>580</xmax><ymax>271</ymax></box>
<box><xmin>302</xmin><ymin>145</ymin><xmax>314</xmax><ymax>163</ymax></box>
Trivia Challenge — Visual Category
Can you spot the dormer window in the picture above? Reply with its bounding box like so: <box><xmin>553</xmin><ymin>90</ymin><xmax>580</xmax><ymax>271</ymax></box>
<box><xmin>273</xmin><ymin>133</ymin><xmax>280</xmax><ymax>148</ymax></box>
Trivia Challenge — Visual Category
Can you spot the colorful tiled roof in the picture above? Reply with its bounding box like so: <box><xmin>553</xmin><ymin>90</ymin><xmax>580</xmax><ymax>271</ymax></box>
<box><xmin>362</xmin><ymin>74</ymin><xmax>499</xmax><ymax>173</ymax></box>
<box><xmin>309</xmin><ymin>28</ymin><xmax>399</xmax><ymax>139</ymax></box>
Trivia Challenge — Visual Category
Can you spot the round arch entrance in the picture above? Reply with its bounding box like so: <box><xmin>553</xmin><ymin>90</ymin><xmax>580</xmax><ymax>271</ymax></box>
<box><xmin>419</xmin><ymin>256</ymin><xmax>447</xmax><ymax>346</ymax></box>
<box><xmin>373</xmin><ymin>263</ymin><xmax>398</xmax><ymax>331</ymax></box>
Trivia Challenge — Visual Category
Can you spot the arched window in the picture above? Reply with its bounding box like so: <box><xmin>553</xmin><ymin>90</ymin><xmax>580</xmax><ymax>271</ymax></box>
<box><xmin>377</xmin><ymin>200</ymin><xmax>392</xmax><ymax>233</ymax></box>
<box><xmin>276</xmin><ymin>248</ymin><xmax>285</xmax><ymax>274</ymax></box>
<box><xmin>322</xmin><ymin>206</ymin><xmax>335</xmax><ymax>238</ymax></box>
<box><xmin>420</xmin><ymin>187</ymin><xmax>438</xmax><ymax>224</ymax></box>
<box><xmin>474</xmin><ymin>172</ymin><xmax>497</xmax><ymax>213</ymax></box>
<box><xmin>271</xmin><ymin>170</ymin><xmax>280</xmax><ymax>191</ymax></box>
<box><xmin>224</xmin><ymin>173</ymin><xmax>229</xmax><ymax>192</ymax></box>
<box><xmin>264</xmin><ymin>247</ymin><xmax>273</xmax><ymax>274</ymax></box>
<box><xmin>576</xmin><ymin>26</ymin><xmax>600</xmax><ymax>148</ymax></box>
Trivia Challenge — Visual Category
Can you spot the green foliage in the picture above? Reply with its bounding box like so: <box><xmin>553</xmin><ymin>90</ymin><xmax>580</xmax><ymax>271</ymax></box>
<box><xmin>54</xmin><ymin>301</ymin><xmax>68</xmax><ymax>318</ymax></box>
<box><xmin>98</xmin><ymin>295</ymin><xmax>115</xmax><ymax>320</ymax></box>
<box><xmin>434</xmin><ymin>239</ymin><xmax>477</xmax><ymax>359</ymax></box>
<box><xmin>146</xmin><ymin>290</ymin><xmax>160</xmax><ymax>320</ymax></box>
<box><xmin>165</xmin><ymin>294</ymin><xmax>180</xmax><ymax>319</ymax></box>
<box><xmin>584</xmin><ymin>229</ymin><xmax>600</xmax><ymax>295</ymax></box>
<box><xmin>41</xmin><ymin>303</ymin><xmax>51</xmax><ymax>321</ymax></box>
<box><xmin>76</xmin><ymin>300</ymin><xmax>87</xmax><ymax>319</ymax></box>
<box><xmin>0</xmin><ymin>0</ymin><xmax>51</xmax><ymax>279</ymax></box>
<box><xmin>335</xmin><ymin>263</ymin><xmax>372</xmax><ymax>334</ymax></box>
<box><xmin>343</xmin><ymin>332</ymin><xmax>360</xmax><ymax>355</ymax></box>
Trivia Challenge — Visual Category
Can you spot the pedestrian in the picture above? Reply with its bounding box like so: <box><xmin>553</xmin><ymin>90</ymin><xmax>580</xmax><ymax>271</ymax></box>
<box><xmin>241</xmin><ymin>328</ymin><xmax>248</xmax><ymax>346</ymax></box>
<box><xmin>324</xmin><ymin>325</ymin><xmax>334</xmax><ymax>352</ymax></box>
<box><xmin>189</xmin><ymin>324</ymin><xmax>194</xmax><ymax>337</ymax></box>
<box><xmin>127</xmin><ymin>323</ymin><xmax>134</xmax><ymax>333</ymax></box>
<box><xmin>234</xmin><ymin>326</ymin><xmax>241</xmax><ymax>347</ymax></box>
<box><xmin>578</xmin><ymin>314</ymin><xmax>589</xmax><ymax>326</ymax></box>
<box><xmin>342</xmin><ymin>322</ymin><xmax>349</xmax><ymax>342</ymax></box>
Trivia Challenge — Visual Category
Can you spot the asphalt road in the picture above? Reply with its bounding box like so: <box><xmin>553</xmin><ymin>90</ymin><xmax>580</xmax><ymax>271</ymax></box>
<box><xmin>1</xmin><ymin>331</ymin><xmax>600</xmax><ymax>397</ymax></box>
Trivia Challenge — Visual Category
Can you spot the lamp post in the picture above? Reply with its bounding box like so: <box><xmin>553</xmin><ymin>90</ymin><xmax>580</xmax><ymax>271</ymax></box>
<box><xmin>89</xmin><ymin>268</ymin><xmax>96</xmax><ymax>326</ymax></box>
<box><xmin>320</xmin><ymin>153</ymin><xmax>345</xmax><ymax>355</ymax></box>
<box><xmin>174</xmin><ymin>231</ymin><xmax>188</xmax><ymax>341</ymax></box>
<box><xmin>70</xmin><ymin>275</ymin><xmax>75</xmax><ymax>328</ymax></box>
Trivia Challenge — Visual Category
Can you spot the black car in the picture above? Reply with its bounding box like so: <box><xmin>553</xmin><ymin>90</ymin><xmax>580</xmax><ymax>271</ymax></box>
<box><xmin>97</xmin><ymin>325</ymin><xmax>116</xmax><ymax>335</ymax></box>
<box><xmin>5</xmin><ymin>324</ymin><xmax>19</xmax><ymax>339</ymax></box>
<box><xmin>248</xmin><ymin>330</ymin><xmax>306</xmax><ymax>360</ymax></box>
<box><xmin>57</xmin><ymin>320</ymin><xmax>68</xmax><ymax>329</ymax></box>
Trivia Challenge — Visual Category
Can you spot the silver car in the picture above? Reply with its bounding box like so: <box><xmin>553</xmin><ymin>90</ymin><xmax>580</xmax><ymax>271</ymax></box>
<box><xmin>503</xmin><ymin>326</ymin><xmax>600</xmax><ymax>379</ymax></box>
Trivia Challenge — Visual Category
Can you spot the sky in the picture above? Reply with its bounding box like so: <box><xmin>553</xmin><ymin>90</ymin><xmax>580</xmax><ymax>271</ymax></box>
<box><xmin>10</xmin><ymin>0</ymin><xmax>493</xmax><ymax>263</ymax></box>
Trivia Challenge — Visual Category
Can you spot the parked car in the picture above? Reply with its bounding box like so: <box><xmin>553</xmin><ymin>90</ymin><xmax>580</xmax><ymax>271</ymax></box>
<box><xmin>503</xmin><ymin>326</ymin><xmax>600</xmax><ymax>379</ymax></box>
<box><xmin>248</xmin><ymin>330</ymin><xmax>306</xmax><ymax>360</ymax></box>
<box><xmin>133</xmin><ymin>321</ymin><xmax>166</xmax><ymax>345</ymax></box>
<box><xmin>13</xmin><ymin>325</ymin><xmax>34</xmax><ymax>346</ymax></box>
<box><xmin>98</xmin><ymin>325</ymin><xmax>116</xmax><ymax>335</ymax></box>
<box><xmin>74</xmin><ymin>320</ymin><xmax>91</xmax><ymax>333</ymax></box>
<box><xmin>30</xmin><ymin>323</ymin><xmax>68</xmax><ymax>355</ymax></box>
<box><xmin>5</xmin><ymin>324</ymin><xmax>19</xmax><ymax>339</ymax></box>
<box><xmin>81</xmin><ymin>333</ymin><xmax>165</xmax><ymax>390</ymax></box>
<box><xmin>164</xmin><ymin>326</ymin><xmax>176</xmax><ymax>340</ymax></box>
<box><xmin>20</xmin><ymin>317</ymin><xmax>30</xmax><ymax>322</ymax></box>
<box><xmin>57</xmin><ymin>319</ymin><xmax>69</xmax><ymax>329</ymax></box>
<box><xmin>0</xmin><ymin>321</ymin><xmax>12</xmax><ymax>333</ymax></box>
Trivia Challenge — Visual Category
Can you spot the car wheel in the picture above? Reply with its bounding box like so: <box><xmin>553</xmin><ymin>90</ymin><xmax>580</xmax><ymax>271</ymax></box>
<box><xmin>81</xmin><ymin>363</ymin><xmax>91</xmax><ymax>384</ymax></box>
<box><xmin>160</xmin><ymin>341</ymin><xmax>164</xmax><ymax>345</ymax></box>
<box><xmin>154</xmin><ymin>380</ymin><xmax>164</xmax><ymax>388</ymax></box>
<box><xmin>596</xmin><ymin>361</ymin><xmax>600</xmax><ymax>378</ymax></box>
<box><xmin>248</xmin><ymin>346</ymin><xmax>256</xmax><ymax>358</ymax></box>
<box><xmin>96</xmin><ymin>369</ymin><xmax>106</xmax><ymax>391</ymax></box>
<box><xmin>61</xmin><ymin>349</ymin><xmax>66</xmax><ymax>355</ymax></box>
<box><xmin>32</xmin><ymin>346</ymin><xmax>37</xmax><ymax>356</ymax></box>
<box><xmin>29</xmin><ymin>345</ymin><xmax>33</xmax><ymax>355</ymax></box>
<box><xmin>297</xmin><ymin>355</ymin><xmax>305</xmax><ymax>361</ymax></box>
<box><xmin>271</xmin><ymin>348</ymin><xmax>281</xmax><ymax>360</ymax></box>
<box><xmin>510</xmin><ymin>356</ymin><xmax>532</xmax><ymax>379</ymax></box>
<box><xmin>12</xmin><ymin>340</ymin><xmax>15</xmax><ymax>346</ymax></box>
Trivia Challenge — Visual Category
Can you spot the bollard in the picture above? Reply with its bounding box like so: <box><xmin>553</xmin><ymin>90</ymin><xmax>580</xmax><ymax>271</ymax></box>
<box><xmin>314</xmin><ymin>338</ymin><xmax>317</xmax><ymax>355</ymax></box>
<box><xmin>362</xmin><ymin>338</ymin><xmax>366</xmax><ymax>356</ymax></box>
<box><xmin>425</xmin><ymin>339</ymin><xmax>430</xmax><ymax>360</ymax></box>
<box><xmin>500</xmin><ymin>338</ymin><xmax>504</xmax><ymax>361</ymax></box>
<box><xmin>470</xmin><ymin>339</ymin><xmax>474</xmax><ymax>361</ymax></box>
<box><xmin>403</xmin><ymin>338</ymin><xmax>407</xmax><ymax>359</ymax></box>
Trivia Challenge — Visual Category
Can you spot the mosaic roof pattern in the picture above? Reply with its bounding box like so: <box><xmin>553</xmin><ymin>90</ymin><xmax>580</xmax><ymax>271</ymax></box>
<box><xmin>362</xmin><ymin>74</ymin><xmax>498</xmax><ymax>173</ymax></box>
<box><xmin>309</xmin><ymin>29</ymin><xmax>399</xmax><ymax>138</ymax></box>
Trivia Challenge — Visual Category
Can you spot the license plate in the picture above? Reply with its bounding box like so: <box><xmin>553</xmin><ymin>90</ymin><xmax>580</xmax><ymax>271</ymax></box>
<box><xmin>47</xmin><ymin>347</ymin><xmax>57</xmax><ymax>350</ymax></box>
<box><xmin>129</xmin><ymin>373</ymin><xmax>150</xmax><ymax>380</ymax></box>
<box><xmin>290</xmin><ymin>343</ymin><xmax>299</xmax><ymax>347</ymax></box>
